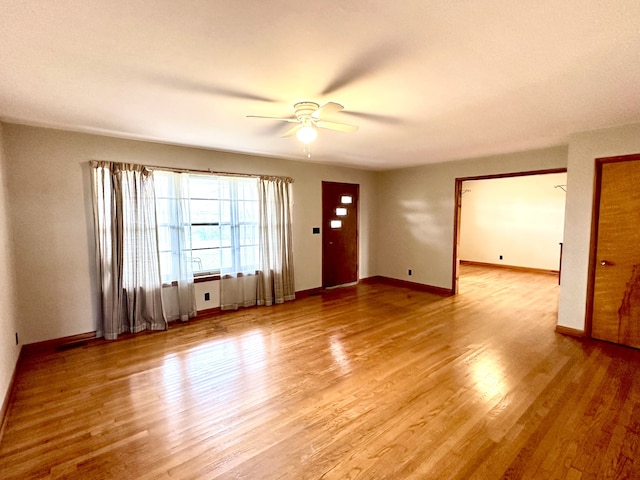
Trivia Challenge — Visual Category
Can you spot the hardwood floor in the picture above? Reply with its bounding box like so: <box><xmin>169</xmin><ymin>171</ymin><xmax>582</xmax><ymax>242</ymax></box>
<box><xmin>2</xmin><ymin>265</ymin><xmax>640</xmax><ymax>479</ymax></box>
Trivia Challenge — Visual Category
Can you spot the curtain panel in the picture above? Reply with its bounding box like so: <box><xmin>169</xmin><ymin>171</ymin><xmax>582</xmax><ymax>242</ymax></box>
<box><xmin>220</xmin><ymin>176</ymin><xmax>260</xmax><ymax>310</ymax></box>
<box><xmin>91</xmin><ymin>161</ymin><xmax>166</xmax><ymax>339</ymax></box>
<box><xmin>220</xmin><ymin>176</ymin><xmax>295</xmax><ymax>310</ymax></box>
<box><xmin>257</xmin><ymin>176</ymin><xmax>295</xmax><ymax>306</ymax></box>
<box><xmin>154</xmin><ymin>171</ymin><xmax>197</xmax><ymax>321</ymax></box>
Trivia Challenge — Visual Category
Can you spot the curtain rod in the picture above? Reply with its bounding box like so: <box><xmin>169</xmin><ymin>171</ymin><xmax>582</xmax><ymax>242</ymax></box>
<box><xmin>145</xmin><ymin>163</ymin><xmax>295</xmax><ymax>183</ymax></box>
<box><xmin>92</xmin><ymin>160</ymin><xmax>293</xmax><ymax>183</ymax></box>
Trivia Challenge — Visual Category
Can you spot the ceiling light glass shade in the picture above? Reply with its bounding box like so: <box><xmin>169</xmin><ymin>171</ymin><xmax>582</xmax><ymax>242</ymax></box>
<box><xmin>296</xmin><ymin>125</ymin><xmax>317</xmax><ymax>143</ymax></box>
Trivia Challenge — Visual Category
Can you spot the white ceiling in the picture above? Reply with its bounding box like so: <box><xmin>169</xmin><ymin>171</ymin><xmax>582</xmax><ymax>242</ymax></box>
<box><xmin>2</xmin><ymin>1</ymin><xmax>640</xmax><ymax>170</ymax></box>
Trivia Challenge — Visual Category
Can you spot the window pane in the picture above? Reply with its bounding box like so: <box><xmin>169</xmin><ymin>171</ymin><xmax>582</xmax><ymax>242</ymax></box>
<box><xmin>189</xmin><ymin>175</ymin><xmax>218</xmax><ymax>199</ymax></box>
<box><xmin>238</xmin><ymin>200</ymin><xmax>258</xmax><ymax>222</ymax></box>
<box><xmin>331</xmin><ymin>220</ymin><xmax>342</xmax><ymax>228</ymax></box>
<box><xmin>219</xmin><ymin>181</ymin><xmax>231</xmax><ymax>199</ymax></box>
<box><xmin>241</xmin><ymin>245</ymin><xmax>258</xmax><ymax>269</ymax></box>
<box><xmin>159</xmin><ymin>251</ymin><xmax>173</xmax><ymax>282</ymax></box>
<box><xmin>220</xmin><ymin>247</ymin><xmax>233</xmax><ymax>269</ymax></box>
<box><xmin>153</xmin><ymin>171</ymin><xmax>171</xmax><ymax>197</ymax></box>
<box><xmin>191</xmin><ymin>255</ymin><xmax>204</xmax><ymax>272</ymax></box>
<box><xmin>157</xmin><ymin>226</ymin><xmax>172</xmax><ymax>251</ymax></box>
<box><xmin>219</xmin><ymin>200</ymin><xmax>232</xmax><ymax>223</ymax></box>
<box><xmin>336</xmin><ymin>207</ymin><xmax>347</xmax><ymax>216</ymax></box>
<box><xmin>191</xmin><ymin>248</ymin><xmax>220</xmax><ymax>274</ymax></box>
<box><xmin>239</xmin><ymin>224</ymin><xmax>257</xmax><ymax>245</ymax></box>
<box><xmin>219</xmin><ymin>225</ymin><xmax>232</xmax><ymax>247</ymax></box>
<box><xmin>155</xmin><ymin>198</ymin><xmax>171</xmax><ymax>224</ymax></box>
<box><xmin>341</xmin><ymin>195</ymin><xmax>352</xmax><ymax>204</ymax></box>
<box><xmin>190</xmin><ymin>199</ymin><xmax>219</xmax><ymax>224</ymax></box>
<box><xmin>191</xmin><ymin>225</ymin><xmax>219</xmax><ymax>249</ymax></box>
<box><xmin>239</xmin><ymin>178</ymin><xmax>258</xmax><ymax>199</ymax></box>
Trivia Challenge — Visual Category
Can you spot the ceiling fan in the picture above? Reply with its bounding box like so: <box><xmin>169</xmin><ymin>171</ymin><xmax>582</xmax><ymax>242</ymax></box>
<box><xmin>247</xmin><ymin>101</ymin><xmax>358</xmax><ymax>147</ymax></box>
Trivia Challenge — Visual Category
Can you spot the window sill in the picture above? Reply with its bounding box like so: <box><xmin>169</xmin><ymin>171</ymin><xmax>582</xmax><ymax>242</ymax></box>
<box><xmin>194</xmin><ymin>274</ymin><xmax>221</xmax><ymax>283</ymax></box>
<box><xmin>162</xmin><ymin>275</ymin><xmax>221</xmax><ymax>288</ymax></box>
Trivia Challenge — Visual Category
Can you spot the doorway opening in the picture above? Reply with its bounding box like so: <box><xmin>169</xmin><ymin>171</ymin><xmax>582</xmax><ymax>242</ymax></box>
<box><xmin>453</xmin><ymin>169</ymin><xmax>567</xmax><ymax>297</ymax></box>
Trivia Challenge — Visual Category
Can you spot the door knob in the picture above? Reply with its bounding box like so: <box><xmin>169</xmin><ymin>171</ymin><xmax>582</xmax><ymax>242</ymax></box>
<box><xmin>600</xmin><ymin>260</ymin><xmax>610</xmax><ymax>266</ymax></box>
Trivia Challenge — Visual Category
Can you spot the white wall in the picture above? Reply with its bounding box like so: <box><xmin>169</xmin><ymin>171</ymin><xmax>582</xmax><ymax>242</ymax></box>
<box><xmin>459</xmin><ymin>173</ymin><xmax>567</xmax><ymax>271</ymax></box>
<box><xmin>377</xmin><ymin>147</ymin><xmax>568</xmax><ymax>290</ymax></box>
<box><xmin>2</xmin><ymin>124</ymin><xmax>378</xmax><ymax>344</ymax></box>
<box><xmin>558</xmin><ymin>122</ymin><xmax>640</xmax><ymax>331</ymax></box>
<box><xmin>0</xmin><ymin>123</ymin><xmax>20</xmax><ymax>409</ymax></box>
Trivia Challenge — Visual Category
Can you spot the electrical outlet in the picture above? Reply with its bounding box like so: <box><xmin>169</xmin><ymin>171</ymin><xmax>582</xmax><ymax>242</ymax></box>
<box><xmin>204</xmin><ymin>292</ymin><xmax>210</xmax><ymax>301</ymax></box>
<box><xmin>499</xmin><ymin>255</ymin><xmax>503</xmax><ymax>260</ymax></box>
<box><xmin>408</xmin><ymin>269</ymin><xmax>412</xmax><ymax>276</ymax></box>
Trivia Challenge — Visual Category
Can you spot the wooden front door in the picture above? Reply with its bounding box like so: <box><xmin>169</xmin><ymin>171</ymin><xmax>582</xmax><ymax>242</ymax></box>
<box><xmin>591</xmin><ymin>156</ymin><xmax>640</xmax><ymax>348</ymax></box>
<box><xmin>322</xmin><ymin>181</ymin><xmax>359</xmax><ymax>288</ymax></box>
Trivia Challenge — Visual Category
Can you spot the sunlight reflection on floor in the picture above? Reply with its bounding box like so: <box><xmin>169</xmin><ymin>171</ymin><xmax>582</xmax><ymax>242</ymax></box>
<box><xmin>330</xmin><ymin>335</ymin><xmax>351</xmax><ymax>376</ymax></box>
<box><xmin>160</xmin><ymin>329</ymin><xmax>269</xmax><ymax>416</ymax></box>
<box><xmin>470</xmin><ymin>351</ymin><xmax>508</xmax><ymax>402</ymax></box>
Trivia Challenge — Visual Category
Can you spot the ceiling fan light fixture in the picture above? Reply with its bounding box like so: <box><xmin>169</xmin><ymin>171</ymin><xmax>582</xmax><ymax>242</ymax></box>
<box><xmin>248</xmin><ymin>101</ymin><xmax>357</xmax><ymax>158</ymax></box>
<box><xmin>296</xmin><ymin>124</ymin><xmax>317</xmax><ymax>143</ymax></box>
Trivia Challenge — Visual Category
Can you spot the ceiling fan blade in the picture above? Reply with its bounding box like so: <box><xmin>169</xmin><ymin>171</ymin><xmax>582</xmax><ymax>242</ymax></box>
<box><xmin>315</xmin><ymin>120</ymin><xmax>359</xmax><ymax>133</ymax></box>
<box><xmin>321</xmin><ymin>43</ymin><xmax>403</xmax><ymax>95</ymax></box>
<box><xmin>342</xmin><ymin>111</ymin><xmax>403</xmax><ymax>125</ymax></box>
<box><xmin>258</xmin><ymin>120</ymin><xmax>291</xmax><ymax>137</ymax></box>
<box><xmin>203</xmin><ymin>86</ymin><xmax>277</xmax><ymax>103</ymax></box>
<box><xmin>282</xmin><ymin>124</ymin><xmax>303</xmax><ymax>137</ymax></box>
<box><xmin>312</xmin><ymin>102</ymin><xmax>344</xmax><ymax>119</ymax></box>
<box><xmin>247</xmin><ymin>115</ymin><xmax>297</xmax><ymax>122</ymax></box>
<box><xmin>144</xmin><ymin>74</ymin><xmax>278</xmax><ymax>102</ymax></box>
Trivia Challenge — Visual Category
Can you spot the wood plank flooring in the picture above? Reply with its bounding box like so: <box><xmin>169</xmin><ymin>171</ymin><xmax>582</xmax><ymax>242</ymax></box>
<box><xmin>2</xmin><ymin>265</ymin><xmax>640</xmax><ymax>479</ymax></box>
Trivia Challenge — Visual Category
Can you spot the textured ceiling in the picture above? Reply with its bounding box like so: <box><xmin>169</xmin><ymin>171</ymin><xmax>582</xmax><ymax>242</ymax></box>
<box><xmin>2</xmin><ymin>1</ymin><xmax>640</xmax><ymax>170</ymax></box>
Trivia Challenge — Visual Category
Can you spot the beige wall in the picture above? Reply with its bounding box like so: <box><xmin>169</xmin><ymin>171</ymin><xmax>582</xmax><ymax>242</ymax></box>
<box><xmin>2</xmin><ymin>124</ymin><xmax>378</xmax><ymax>344</ymax></box>
<box><xmin>0</xmin><ymin>123</ymin><xmax>20</xmax><ymax>409</ymax></box>
<box><xmin>4</xmin><ymin>119</ymin><xmax>640</xmax><ymax>351</ymax></box>
<box><xmin>376</xmin><ymin>147</ymin><xmax>568</xmax><ymax>290</ymax></box>
<box><xmin>459</xmin><ymin>173</ymin><xmax>567</xmax><ymax>271</ymax></box>
<box><xmin>558</xmin><ymin>122</ymin><xmax>640</xmax><ymax>331</ymax></box>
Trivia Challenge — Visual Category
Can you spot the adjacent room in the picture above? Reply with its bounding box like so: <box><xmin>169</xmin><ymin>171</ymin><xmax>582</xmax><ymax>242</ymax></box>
<box><xmin>2</xmin><ymin>2</ymin><xmax>640</xmax><ymax>478</ymax></box>
<box><xmin>457</xmin><ymin>171</ymin><xmax>567</xmax><ymax>296</ymax></box>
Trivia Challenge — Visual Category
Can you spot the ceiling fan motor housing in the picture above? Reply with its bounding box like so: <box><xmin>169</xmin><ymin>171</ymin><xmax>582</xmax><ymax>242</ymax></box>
<box><xmin>294</xmin><ymin>102</ymin><xmax>320</xmax><ymax>120</ymax></box>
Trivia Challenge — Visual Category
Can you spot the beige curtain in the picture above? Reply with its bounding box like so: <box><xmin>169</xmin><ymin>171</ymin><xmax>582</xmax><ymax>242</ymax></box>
<box><xmin>92</xmin><ymin>161</ymin><xmax>166</xmax><ymax>340</ymax></box>
<box><xmin>220</xmin><ymin>273</ymin><xmax>257</xmax><ymax>310</ymax></box>
<box><xmin>257</xmin><ymin>176</ymin><xmax>295</xmax><ymax>306</ymax></box>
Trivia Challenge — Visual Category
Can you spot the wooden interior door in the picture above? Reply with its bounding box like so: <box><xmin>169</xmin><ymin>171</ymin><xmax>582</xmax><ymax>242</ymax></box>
<box><xmin>592</xmin><ymin>157</ymin><xmax>640</xmax><ymax>348</ymax></box>
<box><xmin>322</xmin><ymin>181</ymin><xmax>359</xmax><ymax>288</ymax></box>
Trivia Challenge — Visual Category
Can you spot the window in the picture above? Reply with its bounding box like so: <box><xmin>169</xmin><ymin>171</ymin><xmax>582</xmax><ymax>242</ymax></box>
<box><xmin>154</xmin><ymin>172</ymin><xmax>259</xmax><ymax>282</ymax></box>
